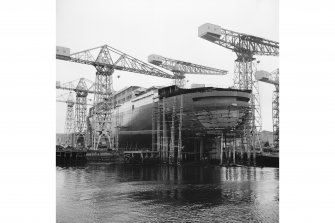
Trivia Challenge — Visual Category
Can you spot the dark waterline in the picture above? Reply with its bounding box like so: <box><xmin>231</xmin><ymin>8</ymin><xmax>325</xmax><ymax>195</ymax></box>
<box><xmin>57</xmin><ymin>164</ymin><xmax>279</xmax><ymax>223</ymax></box>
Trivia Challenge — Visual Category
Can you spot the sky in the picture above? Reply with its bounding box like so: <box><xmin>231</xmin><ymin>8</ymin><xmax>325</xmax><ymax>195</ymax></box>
<box><xmin>56</xmin><ymin>0</ymin><xmax>279</xmax><ymax>133</ymax></box>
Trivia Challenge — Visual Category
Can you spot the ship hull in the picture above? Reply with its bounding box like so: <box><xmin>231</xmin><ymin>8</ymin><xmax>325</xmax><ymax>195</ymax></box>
<box><xmin>112</xmin><ymin>87</ymin><xmax>251</xmax><ymax>150</ymax></box>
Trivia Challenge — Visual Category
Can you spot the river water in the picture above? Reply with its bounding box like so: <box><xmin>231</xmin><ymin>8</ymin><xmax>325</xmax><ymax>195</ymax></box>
<box><xmin>57</xmin><ymin>165</ymin><xmax>279</xmax><ymax>223</ymax></box>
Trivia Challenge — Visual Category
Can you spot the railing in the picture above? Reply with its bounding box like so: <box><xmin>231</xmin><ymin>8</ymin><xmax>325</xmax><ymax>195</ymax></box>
<box><xmin>182</xmin><ymin>84</ymin><xmax>231</xmax><ymax>89</ymax></box>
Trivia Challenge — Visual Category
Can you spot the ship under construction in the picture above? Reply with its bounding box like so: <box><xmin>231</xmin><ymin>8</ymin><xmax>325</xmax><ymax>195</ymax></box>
<box><xmin>85</xmin><ymin>84</ymin><xmax>252</xmax><ymax>163</ymax></box>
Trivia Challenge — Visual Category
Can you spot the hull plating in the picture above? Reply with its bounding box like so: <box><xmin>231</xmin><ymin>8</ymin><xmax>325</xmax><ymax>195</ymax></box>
<box><xmin>110</xmin><ymin>88</ymin><xmax>251</xmax><ymax>149</ymax></box>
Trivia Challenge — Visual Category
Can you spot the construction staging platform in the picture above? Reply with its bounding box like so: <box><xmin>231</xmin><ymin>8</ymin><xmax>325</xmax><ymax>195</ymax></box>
<box><xmin>56</xmin><ymin>147</ymin><xmax>278</xmax><ymax>167</ymax></box>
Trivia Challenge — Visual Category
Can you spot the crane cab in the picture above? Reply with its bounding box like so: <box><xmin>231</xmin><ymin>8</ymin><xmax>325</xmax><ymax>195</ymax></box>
<box><xmin>255</xmin><ymin>70</ymin><xmax>271</xmax><ymax>82</ymax></box>
<box><xmin>56</xmin><ymin>46</ymin><xmax>71</xmax><ymax>60</ymax></box>
<box><xmin>148</xmin><ymin>54</ymin><xmax>163</xmax><ymax>66</ymax></box>
<box><xmin>198</xmin><ymin>23</ymin><xmax>222</xmax><ymax>40</ymax></box>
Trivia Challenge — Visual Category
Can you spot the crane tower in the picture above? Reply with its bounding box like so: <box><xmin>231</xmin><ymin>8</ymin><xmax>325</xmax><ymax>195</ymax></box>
<box><xmin>62</xmin><ymin>92</ymin><xmax>75</xmax><ymax>147</ymax></box>
<box><xmin>198</xmin><ymin>23</ymin><xmax>279</xmax><ymax>153</ymax></box>
<box><xmin>255</xmin><ymin>69</ymin><xmax>279</xmax><ymax>150</ymax></box>
<box><xmin>74</xmin><ymin>79</ymin><xmax>89</xmax><ymax>136</ymax></box>
<box><xmin>57</xmin><ymin>78</ymin><xmax>98</xmax><ymax>148</ymax></box>
<box><xmin>57</xmin><ymin>45</ymin><xmax>174</xmax><ymax>150</ymax></box>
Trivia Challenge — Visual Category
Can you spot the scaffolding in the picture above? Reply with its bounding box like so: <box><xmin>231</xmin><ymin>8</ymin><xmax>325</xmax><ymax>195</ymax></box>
<box><xmin>210</xmin><ymin>104</ymin><xmax>258</xmax><ymax>166</ymax></box>
<box><xmin>114</xmin><ymin>105</ymin><xmax>121</xmax><ymax>151</ymax></box>
<box><xmin>152</xmin><ymin>94</ymin><xmax>184</xmax><ymax>164</ymax></box>
<box><xmin>151</xmin><ymin>92</ymin><xmax>257</xmax><ymax>165</ymax></box>
<box><xmin>154</xmin><ymin>96</ymin><xmax>256</xmax><ymax>166</ymax></box>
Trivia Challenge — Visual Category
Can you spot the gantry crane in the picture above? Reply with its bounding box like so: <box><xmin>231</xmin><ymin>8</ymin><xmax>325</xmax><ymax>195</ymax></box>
<box><xmin>57</xmin><ymin>45</ymin><xmax>174</xmax><ymax>150</ymax></box>
<box><xmin>57</xmin><ymin>92</ymin><xmax>75</xmax><ymax>147</ymax></box>
<box><xmin>255</xmin><ymin>69</ymin><xmax>279</xmax><ymax>150</ymax></box>
<box><xmin>198</xmin><ymin>23</ymin><xmax>279</xmax><ymax>153</ymax></box>
<box><xmin>148</xmin><ymin>54</ymin><xmax>228</xmax><ymax>88</ymax></box>
<box><xmin>57</xmin><ymin>92</ymin><xmax>94</xmax><ymax>147</ymax></box>
<box><xmin>57</xmin><ymin>78</ymin><xmax>98</xmax><ymax>148</ymax></box>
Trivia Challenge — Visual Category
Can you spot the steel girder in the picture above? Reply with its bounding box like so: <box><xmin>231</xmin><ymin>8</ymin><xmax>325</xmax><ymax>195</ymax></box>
<box><xmin>148</xmin><ymin>54</ymin><xmax>227</xmax><ymax>88</ymax></box>
<box><xmin>198</xmin><ymin>23</ymin><xmax>279</xmax><ymax>57</ymax></box>
<box><xmin>148</xmin><ymin>54</ymin><xmax>227</xmax><ymax>75</ymax></box>
<box><xmin>66</xmin><ymin>45</ymin><xmax>174</xmax><ymax>79</ymax></box>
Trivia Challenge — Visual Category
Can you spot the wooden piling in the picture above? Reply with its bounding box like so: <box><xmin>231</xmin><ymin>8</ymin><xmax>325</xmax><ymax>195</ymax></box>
<box><xmin>157</xmin><ymin>101</ymin><xmax>161</xmax><ymax>157</ymax></box>
<box><xmin>194</xmin><ymin>139</ymin><xmax>197</xmax><ymax>161</ymax></box>
<box><xmin>220</xmin><ymin>133</ymin><xmax>223</xmax><ymax>165</ymax></box>
<box><xmin>199</xmin><ymin>137</ymin><xmax>204</xmax><ymax>161</ymax></box>
<box><xmin>233</xmin><ymin>134</ymin><xmax>236</xmax><ymax>165</ymax></box>
<box><xmin>177</xmin><ymin>95</ymin><xmax>183</xmax><ymax>164</ymax></box>
<box><xmin>162</xmin><ymin>97</ymin><xmax>167</xmax><ymax>162</ymax></box>
<box><xmin>224</xmin><ymin>134</ymin><xmax>228</xmax><ymax>164</ymax></box>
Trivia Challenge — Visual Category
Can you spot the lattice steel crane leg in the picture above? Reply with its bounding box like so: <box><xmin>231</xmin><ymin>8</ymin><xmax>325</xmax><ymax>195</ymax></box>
<box><xmin>64</xmin><ymin>97</ymin><xmax>75</xmax><ymax>147</ymax></box>
<box><xmin>251</xmin><ymin>63</ymin><xmax>263</xmax><ymax>153</ymax></box>
<box><xmin>234</xmin><ymin>59</ymin><xmax>263</xmax><ymax>159</ymax></box>
<box><xmin>75</xmin><ymin>95</ymin><xmax>87</xmax><ymax>148</ymax></box>
<box><xmin>91</xmin><ymin>66</ymin><xmax>114</xmax><ymax>150</ymax></box>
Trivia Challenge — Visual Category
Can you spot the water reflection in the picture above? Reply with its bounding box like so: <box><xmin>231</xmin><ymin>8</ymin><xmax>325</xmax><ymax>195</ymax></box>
<box><xmin>57</xmin><ymin>165</ymin><xmax>279</xmax><ymax>223</ymax></box>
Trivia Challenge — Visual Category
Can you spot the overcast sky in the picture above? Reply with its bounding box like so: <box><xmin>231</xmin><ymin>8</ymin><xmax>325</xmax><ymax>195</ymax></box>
<box><xmin>56</xmin><ymin>0</ymin><xmax>279</xmax><ymax>133</ymax></box>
